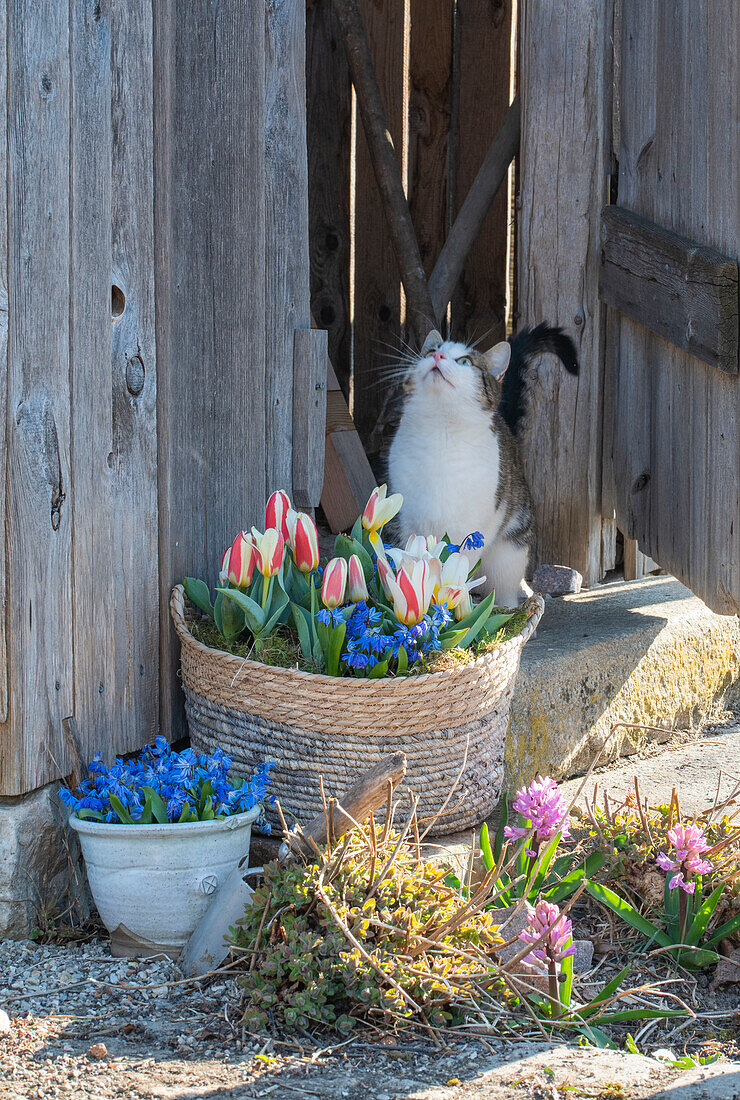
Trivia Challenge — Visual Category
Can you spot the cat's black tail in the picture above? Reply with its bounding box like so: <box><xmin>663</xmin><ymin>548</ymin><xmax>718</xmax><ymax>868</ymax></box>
<box><xmin>499</xmin><ymin>323</ymin><xmax>579</xmax><ymax>435</ymax></box>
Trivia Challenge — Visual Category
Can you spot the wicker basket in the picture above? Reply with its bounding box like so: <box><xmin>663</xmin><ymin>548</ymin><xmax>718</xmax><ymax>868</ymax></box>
<box><xmin>170</xmin><ymin>585</ymin><xmax>544</xmax><ymax>836</ymax></box>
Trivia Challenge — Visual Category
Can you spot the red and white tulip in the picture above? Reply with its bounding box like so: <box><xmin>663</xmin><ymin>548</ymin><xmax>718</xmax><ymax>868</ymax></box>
<box><xmin>222</xmin><ymin>531</ymin><xmax>257</xmax><ymax>588</ymax></box>
<box><xmin>265</xmin><ymin>490</ymin><xmax>291</xmax><ymax>542</ymax></box>
<box><xmin>347</xmin><ymin>554</ymin><xmax>369</xmax><ymax>602</ymax></box>
<box><xmin>287</xmin><ymin>510</ymin><xmax>320</xmax><ymax>573</ymax></box>
<box><xmin>434</xmin><ymin>552</ymin><xmax>486</xmax><ymax>620</ymax></box>
<box><xmin>361</xmin><ymin>484</ymin><xmax>403</xmax><ymax>550</ymax></box>
<box><xmin>385</xmin><ymin>559</ymin><xmax>433</xmax><ymax>627</ymax></box>
<box><xmin>251</xmin><ymin>527</ymin><xmax>285</xmax><ymax>578</ymax></box>
<box><xmin>321</xmin><ymin>556</ymin><xmax>348</xmax><ymax>609</ymax></box>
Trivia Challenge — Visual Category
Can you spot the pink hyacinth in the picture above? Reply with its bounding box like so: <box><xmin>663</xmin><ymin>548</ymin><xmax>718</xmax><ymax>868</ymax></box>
<box><xmin>518</xmin><ymin>899</ymin><xmax>575</xmax><ymax>966</ymax></box>
<box><xmin>656</xmin><ymin>822</ymin><xmax>712</xmax><ymax>894</ymax></box>
<box><xmin>504</xmin><ymin>775</ymin><xmax>570</xmax><ymax>856</ymax></box>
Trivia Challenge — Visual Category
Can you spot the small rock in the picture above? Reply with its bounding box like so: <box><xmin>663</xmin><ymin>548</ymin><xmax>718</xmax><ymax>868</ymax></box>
<box><xmin>0</xmin><ymin>1009</ymin><xmax>11</xmax><ymax>1033</ymax></box>
<box><xmin>572</xmin><ymin>938</ymin><xmax>594</xmax><ymax>974</ymax></box>
<box><xmin>88</xmin><ymin>1042</ymin><xmax>108</xmax><ymax>1060</ymax></box>
<box><xmin>532</xmin><ymin>564</ymin><xmax>583</xmax><ymax>597</ymax></box>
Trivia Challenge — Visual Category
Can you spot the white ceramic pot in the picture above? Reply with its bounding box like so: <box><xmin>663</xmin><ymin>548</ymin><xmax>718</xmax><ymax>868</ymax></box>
<box><xmin>69</xmin><ymin>805</ymin><xmax>261</xmax><ymax>957</ymax></box>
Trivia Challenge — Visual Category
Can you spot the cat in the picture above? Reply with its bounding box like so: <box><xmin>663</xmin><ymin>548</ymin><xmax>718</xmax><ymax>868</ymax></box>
<box><xmin>387</xmin><ymin>324</ymin><xmax>578</xmax><ymax>608</ymax></box>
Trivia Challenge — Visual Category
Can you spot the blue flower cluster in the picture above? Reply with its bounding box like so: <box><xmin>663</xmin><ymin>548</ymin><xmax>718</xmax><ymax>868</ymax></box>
<box><xmin>447</xmin><ymin>530</ymin><xmax>485</xmax><ymax>554</ymax></box>
<box><xmin>59</xmin><ymin>736</ymin><xmax>274</xmax><ymax>827</ymax></box>
<box><xmin>341</xmin><ymin>600</ymin><xmax>451</xmax><ymax>673</ymax></box>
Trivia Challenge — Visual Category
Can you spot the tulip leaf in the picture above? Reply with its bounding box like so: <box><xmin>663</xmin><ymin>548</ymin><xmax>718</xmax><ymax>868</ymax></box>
<box><xmin>327</xmin><ymin>621</ymin><xmax>347</xmax><ymax>677</ymax></box>
<box><xmin>482</xmin><ymin>611</ymin><xmax>515</xmax><ymax>637</ymax></box>
<box><xmin>217</xmin><ymin>587</ymin><xmax>265</xmax><ymax>632</ymax></box>
<box><xmin>213</xmin><ymin>591</ymin><xmax>224</xmax><ymax>635</ymax></box>
<box><xmin>456</xmin><ymin>591</ymin><xmax>497</xmax><ymax>648</ymax></box>
<box><xmin>333</xmin><ymin>534</ymin><xmax>374</xmax><ymax>584</ymax></box>
<box><xmin>350</xmin><ymin>514</ymin><xmax>364</xmax><ymax>543</ymax></box>
<box><xmin>396</xmin><ymin>646</ymin><xmax>408</xmax><ymax>674</ymax></box>
<box><xmin>221</xmin><ymin>590</ymin><xmax>246</xmax><ymax>640</ymax></box>
<box><xmin>439</xmin><ymin>628</ymin><xmax>468</xmax><ymax>650</ymax></box>
<box><xmin>183</xmin><ymin>577</ymin><xmax>214</xmax><ymax>618</ymax></box>
<box><xmin>261</xmin><ymin>589</ymin><xmax>290</xmax><ymax>637</ymax></box>
<box><xmin>291</xmin><ymin>604</ymin><xmax>314</xmax><ymax>661</ymax></box>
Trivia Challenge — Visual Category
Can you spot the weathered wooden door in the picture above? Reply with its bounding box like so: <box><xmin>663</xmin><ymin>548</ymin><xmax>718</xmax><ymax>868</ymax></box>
<box><xmin>603</xmin><ymin>1</ymin><xmax>739</xmax><ymax>614</ymax></box>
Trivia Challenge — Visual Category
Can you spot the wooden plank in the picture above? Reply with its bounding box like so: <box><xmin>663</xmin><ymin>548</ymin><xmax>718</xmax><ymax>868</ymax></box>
<box><xmin>110</xmin><ymin>0</ymin><xmax>159</xmax><ymax>751</ymax></box>
<box><xmin>321</xmin><ymin>362</ymin><xmax>376</xmax><ymax>533</ymax></box>
<box><xmin>69</xmin><ymin>0</ymin><xmax>115</xmax><ymax>768</ymax></box>
<box><xmin>2</xmin><ymin>0</ymin><xmax>74</xmax><ymax>794</ymax></box>
<box><xmin>517</xmin><ymin>0</ymin><xmax>612</xmax><ymax>585</ymax></box>
<box><xmin>599</xmin><ymin>205</ymin><xmax>738</xmax><ymax>375</ymax></box>
<box><xmin>352</xmin><ymin>0</ymin><xmax>406</xmax><ymax>448</ymax></box>
<box><xmin>293</xmin><ymin>328</ymin><xmax>328</xmax><ymax>508</ymax></box>
<box><xmin>306</xmin><ymin>0</ymin><xmax>352</xmax><ymax>394</ymax></box>
<box><xmin>612</xmin><ymin>0</ymin><xmax>739</xmax><ymax>614</ymax></box>
<box><xmin>266</xmin><ymin>0</ymin><xmax>312</xmax><ymax>495</ymax></box>
<box><xmin>156</xmin><ymin>0</ymin><xmax>267</xmax><ymax>739</ymax></box>
<box><xmin>407</xmin><ymin>0</ymin><xmax>453</xmax><ymax>283</ymax></box>
<box><xmin>623</xmin><ymin>538</ymin><xmax>658</xmax><ymax>582</ymax></box>
<box><xmin>452</xmin><ymin>0</ymin><xmax>512</xmax><ymax>344</ymax></box>
<box><xmin>0</xmin><ymin>0</ymin><xmax>9</xmax><ymax>726</ymax></box>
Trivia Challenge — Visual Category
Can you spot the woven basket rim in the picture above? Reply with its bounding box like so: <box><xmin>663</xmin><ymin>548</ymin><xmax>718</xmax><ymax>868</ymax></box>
<box><xmin>170</xmin><ymin>583</ymin><xmax>544</xmax><ymax>692</ymax></box>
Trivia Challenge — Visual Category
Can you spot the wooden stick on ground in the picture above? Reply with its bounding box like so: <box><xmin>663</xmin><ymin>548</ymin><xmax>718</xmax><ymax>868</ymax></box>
<box><xmin>279</xmin><ymin>752</ymin><xmax>407</xmax><ymax>861</ymax></box>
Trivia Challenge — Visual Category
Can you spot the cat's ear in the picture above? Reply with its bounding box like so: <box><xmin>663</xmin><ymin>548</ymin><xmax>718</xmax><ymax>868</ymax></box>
<box><xmin>419</xmin><ymin>329</ymin><xmax>443</xmax><ymax>357</ymax></box>
<box><xmin>482</xmin><ymin>341</ymin><xmax>511</xmax><ymax>380</ymax></box>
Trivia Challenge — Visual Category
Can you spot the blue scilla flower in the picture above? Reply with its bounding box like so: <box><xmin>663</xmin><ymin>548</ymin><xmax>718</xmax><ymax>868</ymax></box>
<box><xmin>462</xmin><ymin>530</ymin><xmax>485</xmax><ymax>550</ymax></box>
<box><xmin>316</xmin><ymin>607</ymin><xmax>344</xmax><ymax>627</ymax></box>
<box><xmin>365</xmin><ymin>606</ymin><xmax>382</xmax><ymax>628</ymax></box>
<box><xmin>347</xmin><ymin>651</ymin><xmax>371</xmax><ymax>671</ymax></box>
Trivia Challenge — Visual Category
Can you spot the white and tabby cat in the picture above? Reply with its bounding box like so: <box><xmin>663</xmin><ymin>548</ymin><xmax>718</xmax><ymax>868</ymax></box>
<box><xmin>387</xmin><ymin>324</ymin><xmax>578</xmax><ymax>607</ymax></box>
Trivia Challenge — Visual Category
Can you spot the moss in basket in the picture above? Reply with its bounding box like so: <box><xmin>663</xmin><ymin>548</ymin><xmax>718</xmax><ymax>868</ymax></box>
<box><xmin>231</xmin><ymin>828</ymin><xmax>505</xmax><ymax>1034</ymax></box>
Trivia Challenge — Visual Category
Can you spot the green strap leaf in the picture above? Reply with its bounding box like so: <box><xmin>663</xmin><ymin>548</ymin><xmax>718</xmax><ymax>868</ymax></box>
<box><xmin>438</xmin><ymin>628</ymin><xmax>468</xmax><ymax>651</ymax></box>
<box><xmin>396</xmin><ymin>646</ymin><xmax>409</xmax><ymax>675</ymax></box>
<box><xmin>585</xmin><ymin>882</ymin><xmax>672</xmax><ymax>947</ymax></box>
<box><xmin>578</xmin><ymin>964</ymin><xmax>633</xmax><ymax>1018</ymax></box>
<box><xmin>560</xmin><ymin>939</ymin><xmax>574</xmax><ymax>1010</ymax></box>
<box><xmin>291</xmin><ymin>603</ymin><xmax>314</xmax><ymax>661</ymax></box>
<box><xmin>704</xmin><ymin>911</ymin><xmax>740</xmax><ymax>948</ymax></box>
<box><xmin>543</xmin><ymin>852</ymin><xmax>607</xmax><ymax>904</ymax></box>
<box><xmin>588</xmin><ymin>1009</ymin><xmax>686</xmax><ymax>1024</ymax></box>
<box><xmin>183</xmin><ymin>577</ymin><xmax>214</xmax><ymax>618</ymax></box>
<box><xmin>480</xmin><ymin>822</ymin><xmax>495</xmax><ymax>872</ymax></box>
<box><xmin>685</xmin><ymin>883</ymin><xmax>724</xmax><ymax>946</ymax></box>
<box><xmin>217</xmin><ymin>587</ymin><xmax>265</xmax><ymax>632</ymax></box>
<box><xmin>456</xmin><ymin>591</ymin><xmax>497</xmax><ymax>648</ymax></box>
<box><xmin>109</xmin><ymin>794</ymin><xmax>134</xmax><ymax>824</ymax></box>
<box><xmin>367</xmin><ymin>658</ymin><xmax>389</xmax><ymax>679</ymax></box>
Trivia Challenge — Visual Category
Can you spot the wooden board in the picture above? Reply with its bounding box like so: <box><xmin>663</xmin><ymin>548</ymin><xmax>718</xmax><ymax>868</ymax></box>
<box><xmin>110</xmin><ymin>0</ymin><xmax>160</xmax><ymax>753</ymax></box>
<box><xmin>266</xmin><ymin>0</ymin><xmax>312</xmax><ymax>494</ymax></box>
<box><xmin>352</xmin><ymin>0</ymin><xmax>406</xmax><ymax>448</ymax></box>
<box><xmin>599</xmin><ymin>205</ymin><xmax>738</xmax><ymax>375</ymax></box>
<box><xmin>306</xmin><ymin>0</ymin><xmax>353</xmax><ymax>394</ymax></box>
<box><xmin>69</xmin><ymin>0</ymin><xmax>115</xmax><ymax>768</ymax></box>
<box><xmin>3</xmin><ymin>0</ymin><xmax>74</xmax><ymax>792</ymax></box>
<box><xmin>610</xmin><ymin>0</ymin><xmax>740</xmax><ymax>614</ymax></box>
<box><xmin>408</xmin><ymin>0</ymin><xmax>453</xmax><ymax>284</ymax></box>
<box><xmin>156</xmin><ymin>0</ymin><xmax>267</xmax><ymax>738</ymax></box>
<box><xmin>293</xmin><ymin>329</ymin><xmax>328</xmax><ymax>508</ymax></box>
<box><xmin>517</xmin><ymin>0</ymin><xmax>613</xmax><ymax>586</ymax></box>
<box><xmin>321</xmin><ymin>363</ymin><xmax>376</xmax><ymax>533</ymax></box>
<box><xmin>452</xmin><ymin>0</ymin><xmax>511</xmax><ymax>344</ymax></box>
<box><xmin>0</xmin><ymin>0</ymin><xmax>8</xmax><ymax>725</ymax></box>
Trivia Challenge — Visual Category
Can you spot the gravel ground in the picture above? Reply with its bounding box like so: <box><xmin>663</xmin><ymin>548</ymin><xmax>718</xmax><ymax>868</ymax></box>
<box><xmin>1</xmin><ymin>937</ymin><xmax>739</xmax><ymax>1099</ymax></box>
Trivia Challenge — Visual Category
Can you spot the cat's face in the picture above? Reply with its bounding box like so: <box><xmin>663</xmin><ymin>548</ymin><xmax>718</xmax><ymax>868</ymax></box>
<box><xmin>405</xmin><ymin>330</ymin><xmax>511</xmax><ymax>410</ymax></box>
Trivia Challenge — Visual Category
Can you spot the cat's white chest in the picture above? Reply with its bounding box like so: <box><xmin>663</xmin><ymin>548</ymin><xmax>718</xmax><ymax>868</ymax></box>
<box><xmin>389</xmin><ymin>398</ymin><xmax>503</xmax><ymax>542</ymax></box>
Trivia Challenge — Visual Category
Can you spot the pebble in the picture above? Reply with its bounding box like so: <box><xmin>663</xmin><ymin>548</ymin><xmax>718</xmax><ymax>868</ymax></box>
<box><xmin>89</xmin><ymin>1042</ymin><xmax>108</xmax><ymax>1060</ymax></box>
<box><xmin>0</xmin><ymin>1007</ymin><xmax>11</xmax><ymax>1032</ymax></box>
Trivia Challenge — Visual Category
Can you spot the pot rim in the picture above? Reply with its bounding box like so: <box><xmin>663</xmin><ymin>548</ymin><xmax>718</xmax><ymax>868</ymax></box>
<box><xmin>67</xmin><ymin>801</ymin><xmax>262</xmax><ymax>838</ymax></box>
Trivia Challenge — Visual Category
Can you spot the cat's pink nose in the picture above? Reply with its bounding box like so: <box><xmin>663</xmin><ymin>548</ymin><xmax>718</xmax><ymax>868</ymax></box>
<box><xmin>433</xmin><ymin>349</ymin><xmax>443</xmax><ymax>366</ymax></box>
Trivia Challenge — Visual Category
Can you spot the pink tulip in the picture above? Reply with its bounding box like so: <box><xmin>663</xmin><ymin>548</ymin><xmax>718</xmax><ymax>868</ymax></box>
<box><xmin>376</xmin><ymin>553</ymin><xmax>395</xmax><ymax>598</ymax></box>
<box><xmin>288</xmin><ymin>510</ymin><xmax>320</xmax><ymax>573</ymax></box>
<box><xmin>321</xmin><ymin>557</ymin><xmax>348</xmax><ymax>609</ymax></box>
<box><xmin>223</xmin><ymin>531</ymin><xmax>257</xmax><ymax>588</ymax></box>
<box><xmin>347</xmin><ymin>554</ymin><xmax>369</xmax><ymax>602</ymax></box>
<box><xmin>251</xmin><ymin>527</ymin><xmax>285</xmax><ymax>578</ymax></box>
<box><xmin>385</xmin><ymin>559</ymin><xmax>433</xmax><ymax>627</ymax></box>
<box><xmin>265</xmin><ymin>490</ymin><xmax>291</xmax><ymax>542</ymax></box>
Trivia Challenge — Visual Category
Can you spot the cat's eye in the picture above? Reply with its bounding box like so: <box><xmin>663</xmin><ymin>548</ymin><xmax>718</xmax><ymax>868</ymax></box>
<box><xmin>457</xmin><ymin>356</ymin><xmax>472</xmax><ymax>367</ymax></box>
